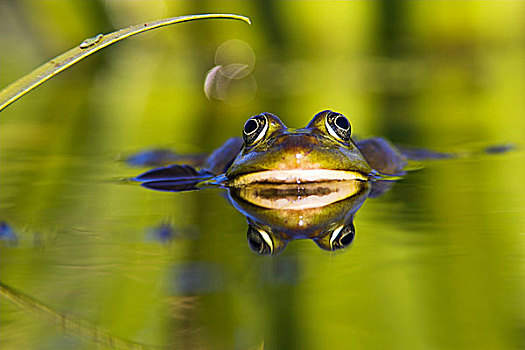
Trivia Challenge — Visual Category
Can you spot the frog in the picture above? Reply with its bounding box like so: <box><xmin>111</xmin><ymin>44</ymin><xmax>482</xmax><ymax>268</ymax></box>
<box><xmin>133</xmin><ymin>110</ymin><xmax>515</xmax><ymax>254</ymax></box>
<box><xmin>134</xmin><ymin>109</ymin><xmax>427</xmax><ymax>192</ymax></box>
<box><xmin>134</xmin><ymin>109</ymin><xmax>454</xmax><ymax>255</ymax></box>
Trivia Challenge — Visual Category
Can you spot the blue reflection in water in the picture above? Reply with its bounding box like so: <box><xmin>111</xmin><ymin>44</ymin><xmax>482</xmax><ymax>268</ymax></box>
<box><xmin>145</xmin><ymin>222</ymin><xmax>200</xmax><ymax>244</ymax></box>
<box><xmin>170</xmin><ymin>262</ymin><xmax>225</xmax><ymax>295</ymax></box>
<box><xmin>145</xmin><ymin>223</ymin><xmax>176</xmax><ymax>243</ymax></box>
<box><xmin>0</xmin><ymin>222</ymin><xmax>17</xmax><ymax>246</ymax></box>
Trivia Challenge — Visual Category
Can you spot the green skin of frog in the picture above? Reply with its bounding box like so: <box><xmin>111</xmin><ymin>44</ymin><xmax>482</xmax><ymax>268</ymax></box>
<box><xmin>135</xmin><ymin>109</ymin><xmax>425</xmax><ymax>191</ymax></box>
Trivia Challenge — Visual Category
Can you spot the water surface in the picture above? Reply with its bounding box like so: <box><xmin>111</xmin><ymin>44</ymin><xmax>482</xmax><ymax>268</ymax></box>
<box><xmin>1</xmin><ymin>2</ymin><xmax>525</xmax><ymax>349</ymax></box>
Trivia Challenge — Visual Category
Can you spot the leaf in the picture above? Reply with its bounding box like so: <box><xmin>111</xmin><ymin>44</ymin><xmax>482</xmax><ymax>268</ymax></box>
<box><xmin>0</xmin><ymin>13</ymin><xmax>251</xmax><ymax>112</ymax></box>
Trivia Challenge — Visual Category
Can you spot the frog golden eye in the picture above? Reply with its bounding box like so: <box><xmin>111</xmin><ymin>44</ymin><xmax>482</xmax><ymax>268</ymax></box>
<box><xmin>243</xmin><ymin>114</ymin><xmax>268</xmax><ymax>146</ymax></box>
<box><xmin>325</xmin><ymin>111</ymin><xmax>351</xmax><ymax>142</ymax></box>
<box><xmin>329</xmin><ymin>223</ymin><xmax>355</xmax><ymax>250</ymax></box>
<box><xmin>247</xmin><ymin>225</ymin><xmax>273</xmax><ymax>255</ymax></box>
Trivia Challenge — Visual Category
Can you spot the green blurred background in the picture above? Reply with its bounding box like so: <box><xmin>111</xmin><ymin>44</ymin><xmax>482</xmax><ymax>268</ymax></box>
<box><xmin>1</xmin><ymin>1</ymin><xmax>524</xmax><ymax>349</ymax></box>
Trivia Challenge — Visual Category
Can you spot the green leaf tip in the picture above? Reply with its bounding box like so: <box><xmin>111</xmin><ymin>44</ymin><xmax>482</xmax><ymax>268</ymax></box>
<box><xmin>0</xmin><ymin>13</ymin><xmax>251</xmax><ymax>112</ymax></box>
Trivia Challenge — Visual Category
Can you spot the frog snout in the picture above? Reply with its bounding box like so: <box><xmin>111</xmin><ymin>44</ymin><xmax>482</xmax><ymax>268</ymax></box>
<box><xmin>272</xmin><ymin>133</ymin><xmax>319</xmax><ymax>150</ymax></box>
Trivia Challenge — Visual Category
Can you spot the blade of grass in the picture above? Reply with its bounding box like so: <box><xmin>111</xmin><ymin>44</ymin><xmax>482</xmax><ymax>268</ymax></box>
<box><xmin>0</xmin><ymin>13</ymin><xmax>251</xmax><ymax>112</ymax></box>
<box><xmin>0</xmin><ymin>281</ymin><xmax>162</xmax><ymax>349</ymax></box>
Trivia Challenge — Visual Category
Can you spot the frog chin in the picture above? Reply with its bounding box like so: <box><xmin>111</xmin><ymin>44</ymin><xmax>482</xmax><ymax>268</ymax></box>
<box><xmin>228</xmin><ymin>169</ymin><xmax>369</xmax><ymax>187</ymax></box>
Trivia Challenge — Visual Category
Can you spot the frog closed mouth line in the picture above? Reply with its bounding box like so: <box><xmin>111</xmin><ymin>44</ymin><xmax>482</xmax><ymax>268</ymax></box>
<box><xmin>227</xmin><ymin>168</ymin><xmax>369</xmax><ymax>186</ymax></box>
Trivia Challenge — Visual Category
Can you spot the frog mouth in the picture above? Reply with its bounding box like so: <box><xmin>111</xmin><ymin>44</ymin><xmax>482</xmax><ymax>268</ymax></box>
<box><xmin>228</xmin><ymin>169</ymin><xmax>369</xmax><ymax>187</ymax></box>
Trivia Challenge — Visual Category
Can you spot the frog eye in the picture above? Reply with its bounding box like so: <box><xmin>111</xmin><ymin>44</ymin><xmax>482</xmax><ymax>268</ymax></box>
<box><xmin>325</xmin><ymin>111</ymin><xmax>351</xmax><ymax>142</ymax></box>
<box><xmin>243</xmin><ymin>114</ymin><xmax>268</xmax><ymax>146</ymax></box>
<box><xmin>247</xmin><ymin>226</ymin><xmax>273</xmax><ymax>255</ymax></box>
<box><xmin>328</xmin><ymin>223</ymin><xmax>355</xmax><ymax>250</ymax></box>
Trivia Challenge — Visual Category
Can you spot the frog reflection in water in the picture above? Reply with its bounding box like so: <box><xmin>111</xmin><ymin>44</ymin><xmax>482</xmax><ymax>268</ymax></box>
<box><xmin>135</xmin><ymin>110</ymin><xmax>445</xmax><ymax>254</ymax></box>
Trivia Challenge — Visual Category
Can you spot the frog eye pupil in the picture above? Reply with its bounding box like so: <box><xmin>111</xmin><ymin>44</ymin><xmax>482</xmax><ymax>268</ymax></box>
<box><xmin>244</xmin><ymin>119</ymin><xmax>258</xmax><ymax>135</ymax></box>
<box><xmin>340</xmin><ymin>230</ymin><xmax>355</xmax><ymax>247</ymax></box>
<box><xmin>248</xmin><ymin>233</ymin><xmax>262</xmax><ymax>251</ymax></box>
<box><xmin>335</xmin><ymin>115</ymin><xmax>350</xmax><ymax>130</ymax></box>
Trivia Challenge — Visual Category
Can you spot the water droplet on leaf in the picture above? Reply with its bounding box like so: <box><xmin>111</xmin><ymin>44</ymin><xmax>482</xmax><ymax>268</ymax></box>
<box><xmin>79</xmin><ymin>34</ymin><xmax>103</xmax><ymax>49</ymax></box>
